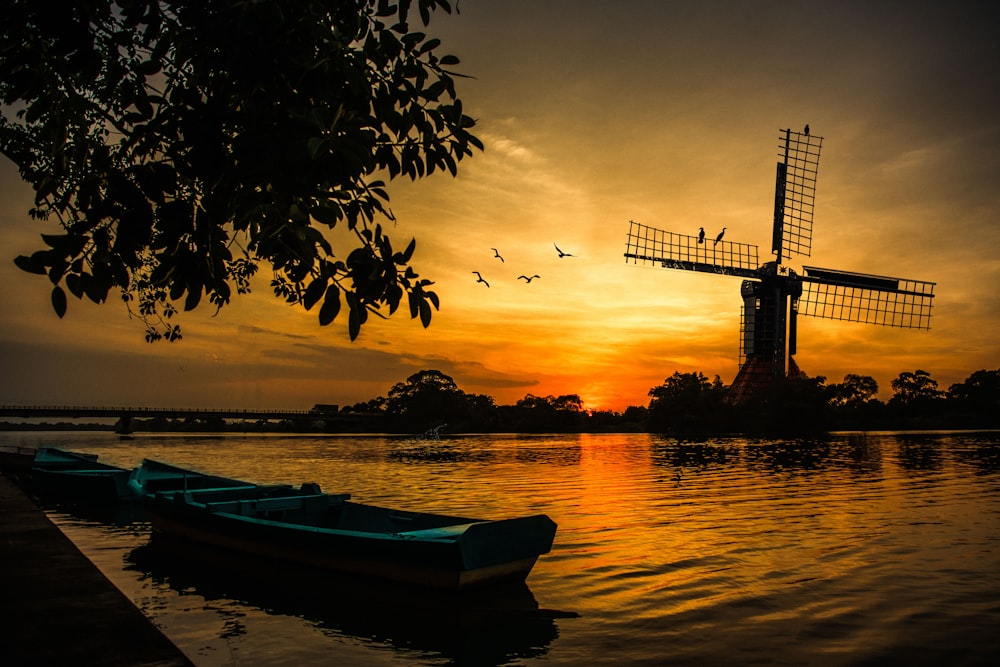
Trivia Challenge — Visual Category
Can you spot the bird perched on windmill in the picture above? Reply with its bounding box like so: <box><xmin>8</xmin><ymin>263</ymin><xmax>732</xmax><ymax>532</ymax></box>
<box><xmin>698</xmin><ymin>227</ymin><xmax>705</xmax><ymax>244</ymax></box>
<box><xmin>714</xmin><ymin>228</ymin><xmax>726</xmax><ymax>246</ymax></box>
<box><xmin>472</xmin><ymin>271</ymin><xmax>490</xmax><ymax>287</ymax></box>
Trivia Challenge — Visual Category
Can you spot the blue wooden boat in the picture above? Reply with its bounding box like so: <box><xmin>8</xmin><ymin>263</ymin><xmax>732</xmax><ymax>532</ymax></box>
<box><xmin>143</xmin><ymin>481</ymin><xmax>557</xmax><ymax>590</ymax></box>
<box><xmin>31</xmin><ymin>447</ymin><xmax>101</xmax><ymax>469</ymax></box>
<box><xmin>0</xmin><ymin>445</ymin><xmax>43</xmax><ymax>471</ymax></box>
<box><xmin>26</xmin><ymin>448</ymin><xmax>133</xmax><ymax>502</ymax></box>
<box><xmin>24</xmin><ymin>453</ymin><xmax>251</xmax><ymax>503</ymax></box>
<box><xmin>128</xmin><ymin>458</ymin><xmax>257</xmax><ymax>497</ymax></box>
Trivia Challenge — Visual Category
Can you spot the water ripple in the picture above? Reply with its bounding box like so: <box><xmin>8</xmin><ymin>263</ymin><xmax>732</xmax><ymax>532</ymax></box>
<box><xmin>11</xmin><ymin>430</ymin><xmax>1000</xmax><ymax>666</ymax></box>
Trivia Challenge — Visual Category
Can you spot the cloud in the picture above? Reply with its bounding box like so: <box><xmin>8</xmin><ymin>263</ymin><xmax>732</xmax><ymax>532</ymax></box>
<box><xmin>236</xmin><ymin>324</ymin><xmax>311</xmax><ymax>340</ymax></box>
<box><xmin>478</xmin><ymin>130</ymin><xmax>540</xmax><ymax>164</ymax></box>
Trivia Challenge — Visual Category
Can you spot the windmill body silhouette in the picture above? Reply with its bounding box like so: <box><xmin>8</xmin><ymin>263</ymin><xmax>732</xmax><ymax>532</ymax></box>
<box><xmin>624</xmin><ymin>128</ymin><xmax>936</xmax><ymax>402</ymax></box>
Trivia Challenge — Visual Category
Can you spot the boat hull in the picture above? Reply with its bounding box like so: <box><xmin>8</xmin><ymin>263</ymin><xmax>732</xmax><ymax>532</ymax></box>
<box><xmin>0</xmin><ymin>446</ymin><xmax>38</xmax><ymax>472</ymax></box>
<box><xmin>144</xmin><ymin>490</ymin><xmax>556</xmax><ymax>590</ymax></box>
<box><xmin>30</xmin><ymin>467</ymin><xmax>133</xmax><ymax>503</ymax></box>
<box><xmin>9</xmin><ymin>448</ymin><xmax>133</xmax><ymax>503</ymax></box>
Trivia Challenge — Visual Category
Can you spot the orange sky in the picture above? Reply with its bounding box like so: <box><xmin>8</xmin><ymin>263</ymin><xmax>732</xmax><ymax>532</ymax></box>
<box><xmin>2</xmin><ymin>1</ymin><xmax>998</xmax><ymax>413</ymax></box>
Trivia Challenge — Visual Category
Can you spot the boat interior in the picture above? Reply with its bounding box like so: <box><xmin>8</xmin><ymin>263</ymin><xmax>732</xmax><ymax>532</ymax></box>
<box><xmin>157</xmin><ymin>484</ymin><xmax>482</xmax><ymax>536</ymax></box>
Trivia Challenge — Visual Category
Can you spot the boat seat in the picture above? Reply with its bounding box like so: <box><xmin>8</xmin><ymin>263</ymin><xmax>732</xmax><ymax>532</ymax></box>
<box><xmin>208</xmin><ymin>493</ymin><xmax>350</xmax><ymax>517</ymax></box>
<box><xmin>396</xmin><ymin>522</ymin><xmax>483</xmax><ymax>539</ymax></box>
<box><xmin>177</xmin><ymin>485</ymin><xmax>261</xmax><ymax>504</ymax></box>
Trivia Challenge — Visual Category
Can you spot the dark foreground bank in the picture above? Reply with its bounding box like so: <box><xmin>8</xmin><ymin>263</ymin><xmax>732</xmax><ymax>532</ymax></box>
<box><xmin>0</xmin><ymin>473</ymin><xmax>193</xmax><ymax>666</ymax></box>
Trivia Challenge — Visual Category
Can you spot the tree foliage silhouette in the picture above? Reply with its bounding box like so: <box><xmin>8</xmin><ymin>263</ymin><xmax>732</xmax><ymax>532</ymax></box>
<box><xmin>946</xmin><ymin>368</ymin><xmax>1000</xmax><ymax>426</ymax></box>
<box><xmin>829</xmin><ymin>374</ymin><xmax>879</xmax><ymax>408</ymax></box>
<box><xmin>647</xmin><ymin>371</ymin><xmax>727</xmax><ymax>434</ymax></box>
<box><xmin>948</xmin><ymin>369</ymin><xmax>1000</xmax><ymax>408</ymax></box>
<box><xmin>0</xmin><ymin>0</ymin><xmax>480</xmax><ymax>341</ymax></box>
<box><xmin>508</xmin><ymin>393</ymin><xmax>586</xmax><ymax>432</ymax></box>
<box><xmin>384</xmin><ymin>369</ymin><xmax>483</xmax><ymax>430</ymax></box>
<box><xmin>889</xmin><ymin>369</ymin><xmax>944</xmax><ymax>414</ymax></box>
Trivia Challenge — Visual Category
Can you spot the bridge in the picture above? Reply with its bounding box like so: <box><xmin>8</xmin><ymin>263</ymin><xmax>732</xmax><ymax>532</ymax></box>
<box><xmin>0</xmin><ymin>405</ymin><xmax>378</xmax><ymax>433</ymax></box>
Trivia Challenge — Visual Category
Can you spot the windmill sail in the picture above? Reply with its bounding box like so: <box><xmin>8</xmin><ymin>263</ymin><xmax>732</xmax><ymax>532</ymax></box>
<box><xmin>625</xmin><ymin>220</ymin><xmax>759</xmax><ymax>279</ymax></box>
<box><xmin>798</xmin><ymin>266</ymin><xmax>935</xmax><ymax>329</ymax></box>
<box><xmin>773</xmin><ymin>130</ymin><xmax>822</xmax><ymax>263</ymax></box>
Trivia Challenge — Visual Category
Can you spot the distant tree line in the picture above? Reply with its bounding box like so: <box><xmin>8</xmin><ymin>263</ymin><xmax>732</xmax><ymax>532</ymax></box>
<box><xmin>342</xmin><ymin>369</ymin><xmax>630</xmax><ymax>434</ymax></box>
<box><xmin>5</xmin><ymin>368</ymin><xmax>995</xmax><ymax>435</ymax></box>
<box><xmin>642</xmin><ymin>369</ymin><xmax>1000</xmax><ymax>436</ymax></box>
<box><xmin>334</xmin><ymin>367</ymin><xmax>1000</xmax><ymax>435</ymax></box>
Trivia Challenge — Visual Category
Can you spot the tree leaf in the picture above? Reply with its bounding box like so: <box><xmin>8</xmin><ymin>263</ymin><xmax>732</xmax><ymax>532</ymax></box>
<box><xmin>66</xmin><ymin>273</ymin><xmax>84</xmax><ymax>298</ymax></box>
<box><xmin>318</xmin><ymin>285</ymin><xmax>341</xmax><ymax>325</ymax></box>
<box><xmin>348</xmin><ymin>300</ymin><xmax>362</xmax><ymax>340</ymax></box>
<box><xmin>51</xmin><ymin>286</ymin><xmax>67</xmax><ymax>318</ymax></box>
<box><xmin>184</xmin><ymin>282</ymin><xmax>202</xmax><ymax>311</ymax></box>
<box><xmin>310</xmin><ymin>204</ymin><xmax>340</xmax><ymax>226</ymax></box>
<box><xmin>84</xmin><ymin>271</ymin><xmax>110</xmax><ymax>304</ymax></box>
<box><xmin>14</xmin><ymin>254</ymin><xmax>46</xmax><ymax>275</ymax></box>
<box><xmin>418</xmin><ymin>38</ymin><xmax>441</xmax><ymax>55</ymax></box>
<box><xmin>137</xmin><ymin>59</ymin><xmax>161</xmax><ymax>75</ymax></box>
<box><xmin>307</xmin><ymin>136</ymin><xmax>328</xmax><ymax>160</ymax></box>
<box><xmin>303</xmin><ymin>276</ymin><xmax>329</xmax><ymax>311</ymax></box>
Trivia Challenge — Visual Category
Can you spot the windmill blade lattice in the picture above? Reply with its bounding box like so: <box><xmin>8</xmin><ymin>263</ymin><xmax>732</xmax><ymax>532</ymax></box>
<box><xmin>798</xmin><ymin>266</ymin><xmax>935</xmax><ymax>329</ymax></box>
<box><xmin>625</xmin><ymin>220</ymin><xmax>759</xmax><ymax>279</ymax></box>
<box><xmin>773</xmin><ymin>130</ymin><xmax>822</xmax><ymax>262</ymax></box>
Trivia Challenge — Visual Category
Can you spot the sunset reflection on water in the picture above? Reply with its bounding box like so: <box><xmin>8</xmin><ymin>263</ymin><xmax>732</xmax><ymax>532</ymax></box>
<box><xmin>7</xmin><ymin>430</ymin><xmax>998</xmax><ymax>666</ymax></box>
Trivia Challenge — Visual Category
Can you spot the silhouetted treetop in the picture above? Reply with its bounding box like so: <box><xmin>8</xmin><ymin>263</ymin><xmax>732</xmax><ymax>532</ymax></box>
<box><xmin>829</xmin><ymin>374</ymin><xmax>879</xmax><ymax>408</ymax></box>
<box><xmin>515</xmin><ymin>394</ymin><xmax>584</xmax><ymax>412</ymax></box>
<box><xmin>890</xmin><ymin>369</ymin><xmax>944</xmax><ymax>408</ymax></box>
<box><xmin>948</xmin><ymin>369</ymin><xmax>1000</xmax><ymax>406</ymax></box>
<box><xmin>647</xmin><ymin>372</ymin><xmax>728</xmax><ymax>434</ymax></box>
<box><xmin>1</xmin><ymin>0</ymin><xmax>480</xmax><ymax>341</ymax></box>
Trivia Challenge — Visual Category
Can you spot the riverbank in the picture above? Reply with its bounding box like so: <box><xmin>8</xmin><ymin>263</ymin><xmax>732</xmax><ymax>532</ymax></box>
<box><xmin>0</xmin><ymin>473</ymin><xmax>193</xmax><ymax>666</ymax></box>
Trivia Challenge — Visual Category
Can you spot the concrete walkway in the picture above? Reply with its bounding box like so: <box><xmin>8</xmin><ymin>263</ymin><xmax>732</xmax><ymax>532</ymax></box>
<box><xmin>0</xmin><ymin>473</ymin><xmax>193</xmax><ymax>666</ymax></box>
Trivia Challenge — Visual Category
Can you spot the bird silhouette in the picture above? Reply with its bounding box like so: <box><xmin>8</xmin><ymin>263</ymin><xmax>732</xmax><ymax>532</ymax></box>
<box><xmin>714</xmin><ymin>227</ymin><xmax>726</xmax><ymax>246</ymax></box>
<box><xmin>518</xmin><ymin>274</ymin><xmax>540</xmax><ymax>283</ymax></box>
<box><xmin>698</xmin><ymin>227</ymin><xmax>705</xmax><ymax>244</ymax></box>
<box><xmin>554</xmin><ymin>243</ymin><xmax>574</xmax><ymax>258</ymax></box>
<box><xmin>804</xmin><ymin>124</ymin><xmax>810</xmax><ymax>136</ymax></box>
<box><xmin>472</xmin><ymin>271</ymin><xmax>490</xmax><ymax>287</ymax></box>
<box><xmin>491</xmin><ymin>248</ymin><xmax>504</xmax><ymax>262</ymax></box>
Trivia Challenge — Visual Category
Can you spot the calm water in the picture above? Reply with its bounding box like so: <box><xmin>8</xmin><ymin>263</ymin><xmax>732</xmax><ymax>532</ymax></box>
<box><xmin>3</xmin><ymin>431</ymin><xmax>999</xmax><ymax>666</ymax></box>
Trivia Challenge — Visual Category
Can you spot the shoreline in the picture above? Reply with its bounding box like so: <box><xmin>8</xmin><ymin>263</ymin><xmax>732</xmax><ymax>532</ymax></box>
<box><xmin>0</xmin><ymin>473</ymin><xmax>194</xmax><ymax>666</ymax></box>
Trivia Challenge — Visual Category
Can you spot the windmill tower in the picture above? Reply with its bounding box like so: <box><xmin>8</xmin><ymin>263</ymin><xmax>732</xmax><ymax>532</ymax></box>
<box><xmin>624</xmin><ymin>127</ymin><xmax>936</xmax><ymax>402</ymax></box>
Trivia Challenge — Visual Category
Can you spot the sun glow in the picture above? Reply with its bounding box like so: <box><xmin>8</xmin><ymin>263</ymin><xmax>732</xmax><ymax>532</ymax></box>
<box><xmin>1</xmin><ymin>2</ymin><xmax>997</xmax><ymax>413</ymax></box>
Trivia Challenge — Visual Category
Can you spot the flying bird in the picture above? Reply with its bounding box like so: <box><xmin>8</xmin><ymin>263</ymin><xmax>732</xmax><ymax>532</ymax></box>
<box><xmin>714</xmin><ymin>227</ymin><xmax>726</xmax><ymax>246</ymax></box>
<box><xmin>698</xmin><ymin>227</ymin><xmax>705</xmax><ymax>244</ymax></box>
<box><xmin>491</xmin><ymin>248</ymin><xmax>504</xmax><ymax>262</ymax></box>
<box><xmin>518</xmin><ymin>274</ymin><xmax>540</xmax><ymax>283</ymax></box>
<box><xmin>472</xmin><ymin>271</ymin><xmax>490</xmax><ymax>287</ymax></box>
<box><xmin>804</xmin><ymin>124</ymin><xmax>810</xmax><ymax>136</ymax></box>
<box><xmin>554</xmin><ymin>243</ymin><xmax>575</xmax><ymax>258</ymax></box>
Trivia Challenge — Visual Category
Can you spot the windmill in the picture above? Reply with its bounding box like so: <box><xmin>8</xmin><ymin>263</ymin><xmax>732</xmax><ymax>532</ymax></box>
<box><xmin>624</xmin><ymin>128</ymin><xmax>936</xmax><ymax>402</ymax></box>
